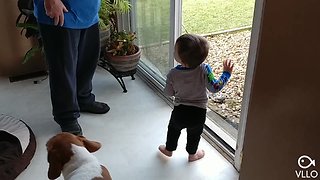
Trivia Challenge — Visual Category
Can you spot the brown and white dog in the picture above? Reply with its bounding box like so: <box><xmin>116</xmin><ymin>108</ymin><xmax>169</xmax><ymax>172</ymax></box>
<box><xmin>46</xmin><ymin>132</ymin><xmax>112</xmax><ymax>180</ymax></box>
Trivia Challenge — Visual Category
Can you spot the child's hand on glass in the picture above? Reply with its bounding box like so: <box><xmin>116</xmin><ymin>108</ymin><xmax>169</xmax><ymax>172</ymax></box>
<box><xmin>223</xmin><ymin>60</ymin><xmax>234</xmax><ymax>74</ymax></box>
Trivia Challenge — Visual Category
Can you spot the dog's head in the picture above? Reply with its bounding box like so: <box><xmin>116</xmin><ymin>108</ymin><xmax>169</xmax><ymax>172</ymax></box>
<box><xmin>46</xmin><ymin>132</ymin><xmax>101</xmax><ymax>179</ymax></box>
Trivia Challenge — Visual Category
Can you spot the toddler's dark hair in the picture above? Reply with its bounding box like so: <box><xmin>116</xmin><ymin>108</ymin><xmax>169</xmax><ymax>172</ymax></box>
<box><xmin>175</xmin><ymin>34</ymin><xmax>209</xmax><ymax>68</ymax></box>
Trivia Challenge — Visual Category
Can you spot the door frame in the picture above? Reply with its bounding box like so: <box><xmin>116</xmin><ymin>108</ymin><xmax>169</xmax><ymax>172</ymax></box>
<box><xmin>234</xmin><ymin>0</ymin><xmax>265</xmax><ymax>171</ymax></box>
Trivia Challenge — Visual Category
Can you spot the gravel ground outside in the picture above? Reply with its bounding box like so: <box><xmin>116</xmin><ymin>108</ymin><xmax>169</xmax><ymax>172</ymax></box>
<box><xmin>205</xmin><ymin>29</ymin><xmax>251</xmax><ymax>128</ymax></box>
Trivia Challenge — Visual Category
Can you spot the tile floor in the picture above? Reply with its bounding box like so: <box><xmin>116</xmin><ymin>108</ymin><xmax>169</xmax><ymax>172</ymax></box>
<box><xmin>0</xmin><ymin>67</ymin><xmax>239</xmax><ymax>180</ymax></box>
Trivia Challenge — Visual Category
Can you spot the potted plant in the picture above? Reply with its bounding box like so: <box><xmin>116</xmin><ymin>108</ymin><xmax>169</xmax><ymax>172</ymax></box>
<box><xmin>101</xmin><ymin>0</ymin><xmax>140</xmax><ymax>72</ymax></box>
<box><xmin>105</xmin><ymin>30</ymin><xmax>141</xmax><ymax>72</ymax></box>
<box><xmin>99</xmin><ymin>0</ymin><xmax>131</xmax><ymax>48</ymax></box>
<box><xmin>99</xmin><ymin>0</ymin><xmax>111</xmax><ymax>48</ymax></box>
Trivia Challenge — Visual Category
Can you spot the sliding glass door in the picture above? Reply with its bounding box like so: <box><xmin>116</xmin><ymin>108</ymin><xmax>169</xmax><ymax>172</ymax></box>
<box><xmin>131</xmin><ymin>0</ymin><xmax>174</xmax><ymax>81</ymax></box>
<box><xmin>130</xmin><ymin>0</ymin><xmax>260</xmax><ymax>171</ymax></box>
<box><xmin>131</xmin><ymin>0</ymin><xmax>239</xmax><ymax>154</ymax></box>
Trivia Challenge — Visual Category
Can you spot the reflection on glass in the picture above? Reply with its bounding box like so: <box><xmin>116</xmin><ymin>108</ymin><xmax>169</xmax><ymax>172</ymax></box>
<box><xmin>134</xmin><ymin>0</ymin><xmax>171</xmax><ymax>79</ymax></box>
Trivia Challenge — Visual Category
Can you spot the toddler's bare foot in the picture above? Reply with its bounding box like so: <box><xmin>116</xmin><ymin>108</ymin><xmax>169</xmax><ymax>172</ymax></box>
<box><xmin>188</xmin><ymin>149</ymin><xmax>205</xmax><ymax>162</ymax></box>
<box><xmin>158</xmin><ymin>145</ymin><xmax>173</xmax><ymax>157</ymax></box>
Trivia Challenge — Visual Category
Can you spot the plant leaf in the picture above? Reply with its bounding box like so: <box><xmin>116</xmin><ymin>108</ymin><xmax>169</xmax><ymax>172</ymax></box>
<box><xmin>23</xmin><ymin>46</ymin><xmax>42</xmax><ymax>64</ymax></box>
<box><xmin>16</xmin><ymin>23</ymin><xmax>39</xmax><ymax>31</ymax></box>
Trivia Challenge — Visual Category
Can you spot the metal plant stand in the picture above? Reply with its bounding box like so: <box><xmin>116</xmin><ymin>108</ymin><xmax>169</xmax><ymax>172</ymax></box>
<box><xmin>98</xmin><ymin>57</ymin><xmax>136</xmax><ymax>93</ymax></box>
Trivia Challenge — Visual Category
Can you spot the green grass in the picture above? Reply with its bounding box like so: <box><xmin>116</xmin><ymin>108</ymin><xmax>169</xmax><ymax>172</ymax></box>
<box><xmin>182</xmin><ymin>0</ymin><xmax>255</xmax><ymax>34</ymax></box>
<box><xmin>135</xmin><ymin>0</ymin><xmax>255</xmax><ymax>46</ymax></box>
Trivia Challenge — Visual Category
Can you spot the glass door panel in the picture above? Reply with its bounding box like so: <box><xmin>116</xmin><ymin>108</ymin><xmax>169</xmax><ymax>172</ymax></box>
<box><xmin>133</xmin><ymin>0</ymin><xmax>171</xmax><ymax>79</ymax></box>
<box><xmin>182</xmin><ymin>0</ymin><xmax>255</xmax><ymax>150</ymax></box>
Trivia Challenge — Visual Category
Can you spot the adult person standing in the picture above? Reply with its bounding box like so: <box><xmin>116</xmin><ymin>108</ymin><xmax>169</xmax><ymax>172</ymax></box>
<box><xmin>33</xmin><ymin>0</ymin><xmax>110</xmax><ymax>135</ymax></box>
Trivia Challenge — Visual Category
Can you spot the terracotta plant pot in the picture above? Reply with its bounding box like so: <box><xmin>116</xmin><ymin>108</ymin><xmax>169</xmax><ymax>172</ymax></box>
<box><xmin>105</xmin><ymin>45</ymin><xmax>141</xmax><ymax>72</ymax></box>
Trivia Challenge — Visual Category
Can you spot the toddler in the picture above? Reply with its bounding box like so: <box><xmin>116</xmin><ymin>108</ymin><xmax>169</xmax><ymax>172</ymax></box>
<box><xmin>158</xmin><ymin>34</ymin><xmax>233</xmax><ymax>162</ymax></box>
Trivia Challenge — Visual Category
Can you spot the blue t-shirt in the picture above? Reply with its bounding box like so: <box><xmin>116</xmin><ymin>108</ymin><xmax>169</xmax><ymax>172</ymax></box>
<box><xmin>34</xmin><ymin>0</ymin><xmax>101</xmax><ymax>29</ymax></box>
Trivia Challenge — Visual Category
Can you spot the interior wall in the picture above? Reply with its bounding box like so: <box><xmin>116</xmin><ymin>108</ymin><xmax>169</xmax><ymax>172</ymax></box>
<box><xmin>239</xmin><ymin>0</ymin><xmax>320</xmax><ymax>179</ymax></box>
<box><xmin>0</xmin><ymin>1</ymin><xmax>45</xmax><ymax>77</ymax></box>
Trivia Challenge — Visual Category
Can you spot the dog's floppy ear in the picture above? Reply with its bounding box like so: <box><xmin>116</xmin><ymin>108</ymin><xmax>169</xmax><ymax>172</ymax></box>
<box><xmin>47</xmin><ymin>149</ymin><xmax>63</xmax><ymax>179</ymax></box>
<box><xmin>78</xmin><ymin>136</ymin><xmax>101</xmax><ymax>153</ymax></box>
